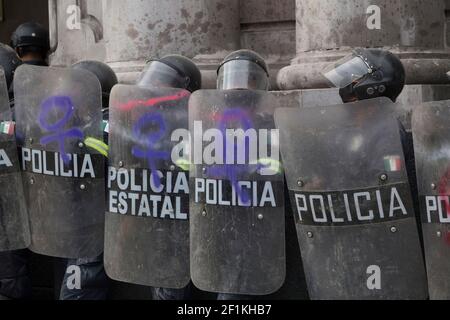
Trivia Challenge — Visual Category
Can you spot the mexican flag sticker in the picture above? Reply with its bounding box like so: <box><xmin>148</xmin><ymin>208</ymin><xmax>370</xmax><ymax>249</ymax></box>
<box><xmin>0</xmin><ymin>121</ymin><xmax>15</xmax><ymax>136</ymax></box>
<box><xmin>384</xmin><ymin>155</ymin><xmax>402</xmax><ymax>172</ymax></box>
<box><xmin>102</xmin><ymin>120</ymin><xmax>109</xmax><ymax>133</ymax></box>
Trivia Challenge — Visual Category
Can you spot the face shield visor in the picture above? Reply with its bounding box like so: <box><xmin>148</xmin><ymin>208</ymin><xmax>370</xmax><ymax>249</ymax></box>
<box><xmin>217</xmin><ymin>60</ymin><xmax>269</xmax><ymax>91</ymax></box>
<box><xmin>322</xmin><ymin>53</ymin><xmax>373</xmax><ymax>88</ymax></box>
<box><xmin>137</xmin><ymin>60</ymin><xmax>189</xmax><ymax>89</ymax></box>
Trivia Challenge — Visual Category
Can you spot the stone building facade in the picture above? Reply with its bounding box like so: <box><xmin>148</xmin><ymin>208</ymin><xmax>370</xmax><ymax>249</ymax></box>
<box><xmin>48</xmin><ymin>0</ymin><xmax>296</xmax><ymax>89</ymax></box>
<box><xmin>48</xmin><ymin>0</ymin><xmax>450</xmax><ymax>97</ymax></box>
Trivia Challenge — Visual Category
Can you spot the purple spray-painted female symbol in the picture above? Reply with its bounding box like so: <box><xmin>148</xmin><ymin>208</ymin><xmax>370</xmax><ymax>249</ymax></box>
<box><xmin>39</xmin><ymin>96</ymin><xmax>84</xmax><ymax>165</ymax></box>
<box><xmin>207</xmin><ymin>108</ymin><xmax>266</xmax><ymax>205</ymax></box>
<box><xmin>132</xmin><ymin>112</ymin><xmax>170</xmax><ymax>188</ymax></box>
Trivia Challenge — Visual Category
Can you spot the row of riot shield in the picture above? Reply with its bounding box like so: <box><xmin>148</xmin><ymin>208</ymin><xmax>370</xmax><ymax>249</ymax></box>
<box><xmin>104</xmin><ymin>86</ymin><xmax>286</xmax><ymax>293</ymax></box>
<box><xmin>1</xmin><ymin>63</ymin><xmax>285</xmax><ymax>295</ymax></box>
<box><xmin>103</xmin><ymin>84</ymin><xmax>434</xmax><ymax>300</ymax></box>
<box><xmin>4</xmin><ymin>63</ymin><xmax>450</xmax><ymax>300</ymax></box>
<box><xmin>274</xmin><ymin>98</ymin><xmax>450</xmax><ymax>300</ymax></box>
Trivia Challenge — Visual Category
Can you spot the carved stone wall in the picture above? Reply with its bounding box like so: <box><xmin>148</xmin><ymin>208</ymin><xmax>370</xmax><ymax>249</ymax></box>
<box><xmin>278</xmin><ymin>0</ymin><xmax>450</xmax><ymax>90</ymax></box>
<box><xmin>48</xmin><ymin>0</ymin><xmax>296</xmax><ymax>88</ymax></box>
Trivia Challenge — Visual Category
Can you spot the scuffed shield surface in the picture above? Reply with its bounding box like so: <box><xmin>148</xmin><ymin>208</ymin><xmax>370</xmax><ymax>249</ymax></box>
<box><xmin>0</xmin><ymin>67</ymin><xmax>30</xmax><ymax>251</ymax></box>
<box><xmin>105</xmin><ymin>85</ymin><xmax>191</xmax><ymax>288</ymax></box>
<box><xmin>189</xmin><ymin>89</ymin><xmax>286</xmax><ymax>295</ymax></box>
<box><xmin>275</xmin><ymin>97</ymin><xmax>428</xmax><ymax>300</ymax></box>
<box><xmin>14</xmin><ymin>65</ymin><xmax>105</xmax><ymax>259</ymax></box>
<box><xmin>413</xmin><ymin>100</ymin><xmax>450</xmax><ymax>300</ymax></box>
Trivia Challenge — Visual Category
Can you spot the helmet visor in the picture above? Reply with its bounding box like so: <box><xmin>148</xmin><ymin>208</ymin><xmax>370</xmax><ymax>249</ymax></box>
<box><xmin>322</xmin><ymin>54</ymin><xmax>371</xmax><ymax>88</ymax></box>
<box><xmin>217</xmin><ymin>60</ymin><xmax>269</xmax><ymax>91</ymax></box>
<box><xmin>137</xmin><ymin>61</ymin><xmax>188</xmax><ymax>89</ymax></box>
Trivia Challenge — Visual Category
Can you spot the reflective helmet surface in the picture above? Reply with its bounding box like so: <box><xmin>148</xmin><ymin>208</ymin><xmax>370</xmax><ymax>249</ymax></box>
<box><xmin>323</xmin><ymin>49</ymin><xmax>405</xmax><ymax>102</ymax></box>
<box><xmin>217</xmin><ymin>49</ymin><xmax>270</xmax><ymax>91</ymax></box>
<box><xmin>138</xmin><ymin>54</ymin><xmax>201</xmax><ymax>93</ymax></box>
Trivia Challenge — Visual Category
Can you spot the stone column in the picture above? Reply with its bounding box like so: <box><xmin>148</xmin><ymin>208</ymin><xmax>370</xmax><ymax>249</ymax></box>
<box><xmin>240</xmin><ymin>0</ymin><xmax>296</xmax><ymax>90</ymax></box>
<box><xmin>102</xmin><ymin>0</ymin><xmax>241</xmax><ymax>87</ymax></box>
<box><xmin>278</xmin><ymin>0</ymin><xmax>450</xmax><ymax>90</ymax></box>
<box><xmin>48</xmin><ymin>0</ymin><xmax>106</xmax><ymax>66</ymax></box>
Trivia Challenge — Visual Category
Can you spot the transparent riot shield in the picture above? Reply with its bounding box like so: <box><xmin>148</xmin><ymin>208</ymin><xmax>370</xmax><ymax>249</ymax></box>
<box><xmin>0</xmin><ymin>67</ymin><xmax>30</xmax><ymax>251</ymax></box>
<box><xmin>189</xmin><ymin>90</ymin><xmax>286</xmax><ymax>295</ymax></box>
<box><xmin>105</xmin><ymin>85</ymin><xmax>191</xmax><ymax>288</ymax></box>
<box><xmin>14</xmin><ymin>65</ymin><xmax>105</xmax><ymax>259</ymax></box>
<box><xmin>275</xmin><ymin>97</ymin><xmax>428</xmax><ymax>300</ymax></box>
<box><xmin>413</xmin><ymin>100</ymin><xmax>450</xmax><ymax>300</ymax></box>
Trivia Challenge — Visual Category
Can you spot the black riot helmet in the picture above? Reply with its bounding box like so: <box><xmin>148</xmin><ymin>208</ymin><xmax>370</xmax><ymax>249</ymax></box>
<box><xmin>322</xmin><ymin>48</ymin><xmax>405</xmax><ymax>103</ymax></box>
<box><xmin>72</xmin><ymin>60</ymin><xmax>118</xmax><ymax>108</ymax></box>
<box><xmin>217</xmin><ymin>49</ymin><xmax>270</xmax><ymax>91</ymax></box>
<box><xmin>11</xmin><ymin>22</ymin><xmax>50</xmax><ymax>58</ymax></box>
<box><xmin>0</xmin><ymin>43</ymin><xmax>22</xmax><ymax>91</ymax></box>
<box><xmin>137</xmin><ymin>54</ymin><xmax>201</xmax><ymax>93</ymax></box>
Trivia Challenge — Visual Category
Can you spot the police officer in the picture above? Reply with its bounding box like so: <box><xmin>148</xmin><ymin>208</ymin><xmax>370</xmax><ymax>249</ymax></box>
<box><xmin>284</xmin><ymin>49</ymin><xmax>426</xmax><ymax>300</ymax></box>
<box><xmin>136</xmin><ymin>54</ymin><xmax>201</xmax><ymax>301</ymax></box>
<box><xmin>0</xmin><ymin>43</ymin><xmax>29</xmax><ymax>300</ymax></box>
<box><xmin>0</xmin><ymin>23</ymin><xmax>50</xmax><ymax>300</ymax></box>
<box><xmin>214</xmin><ymin>49</ymin><xmax>272</xmax><ymax>301</ymax></box>
<box><xmin>59</xmin><ymin>60</ymin><xmax>118</xmax><ymax>300</ymax></box>
<box><xmin>11</xmin><ymin>22</ymin><xmax>50</xmax><ymax>67</ymax></box>
<box><xmin>322</xmin><ymin>49</ymin><xmax>413</xmax><ymax>179</ymax></box>
<box><xmin>323</xmin><ymin>49</ymin><xmax>419</xmax><ymax>214</ymax></box>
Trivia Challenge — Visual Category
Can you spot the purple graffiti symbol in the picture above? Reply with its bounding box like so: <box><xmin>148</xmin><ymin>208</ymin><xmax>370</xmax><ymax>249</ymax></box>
<box><xmin>207</xmin><ymin>108</ymin><xmax>267</xmax><ymax>205</ymax></box>
<box><xmin>132</xmin><ymin>113</ymin><xmax>170</xmax><ymax>188</ymax></box>
<box><xmin>39</xmin><ymin>96</ymin><xmax>84</xmax><ymax>165</ymax></box>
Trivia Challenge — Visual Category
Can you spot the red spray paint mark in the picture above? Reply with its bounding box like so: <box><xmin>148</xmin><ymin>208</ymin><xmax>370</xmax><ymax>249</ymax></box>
<box><xmin>438</xmin><ymin>167</ymin><xmax>450</xmax><ymax>244</ymax></box>
<box><xmin>117</xmin><ymin>91</ymin><xmax>190</xmax><ymax>111</ymax></box>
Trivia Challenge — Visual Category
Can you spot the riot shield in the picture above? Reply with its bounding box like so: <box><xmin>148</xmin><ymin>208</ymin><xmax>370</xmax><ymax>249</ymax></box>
<box><xmin>413</xmin><ymin>100</ymin><xmax>450</xmax><ymax>300</ymax></box>
<box><xmin>275</xmin><ymin>97</ymin><xmax>428</xmax><ymax>300</ymax></box>
<box><xmin>104</xmin><ymin>85</ymin><xmax>191</xmax><ymax>288</ymax></box>
<box><xmin>0</xmin><ymin>67</ymin><xmax>30</xmax><ymax>251</ymax></box>
<box><xmin>189</xmin><ymin>90</ymin><xmax>285</xmax><ymax>295</ymax></box>
<box><xmin>14</xmin><ymin>65</ymin><xmax>105</xmax><ymax>259</ymax></box>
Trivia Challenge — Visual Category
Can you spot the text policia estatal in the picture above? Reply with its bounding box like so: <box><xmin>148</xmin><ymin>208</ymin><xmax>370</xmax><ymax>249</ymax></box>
<box><xmin>108</xmin><ymin>167</ymin><xmax>189</xmax><ymax>220</ymax></box>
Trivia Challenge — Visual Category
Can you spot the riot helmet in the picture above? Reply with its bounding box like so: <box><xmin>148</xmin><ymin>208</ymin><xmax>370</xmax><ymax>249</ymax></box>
<box><xmin>11</xmin><ymin>22</ymin><xmax>50</xmax><ymax>61</ymax></box>
<box><xmin>217</xmin><ymin>49</ymin><xmax>270</xmax><ymax>91</ymax></box>
<box><xmin>137</xmin><ymin>54</ymin><xmax>201</xmax><ymax>93</ymax></box>
<box><xmin>0</xmin><ymin>43</ymin><xmax>22</xmax><ymax>91</ymax></box>
<box><xmin>72</xmin><ymin>60</ymin><xmax>118</xmax><ymax>108</ymax></box>
<box><xmin>322</xmin><ymin>49</ymin><xmax>405</xmax><ymax>103</ymax></box>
